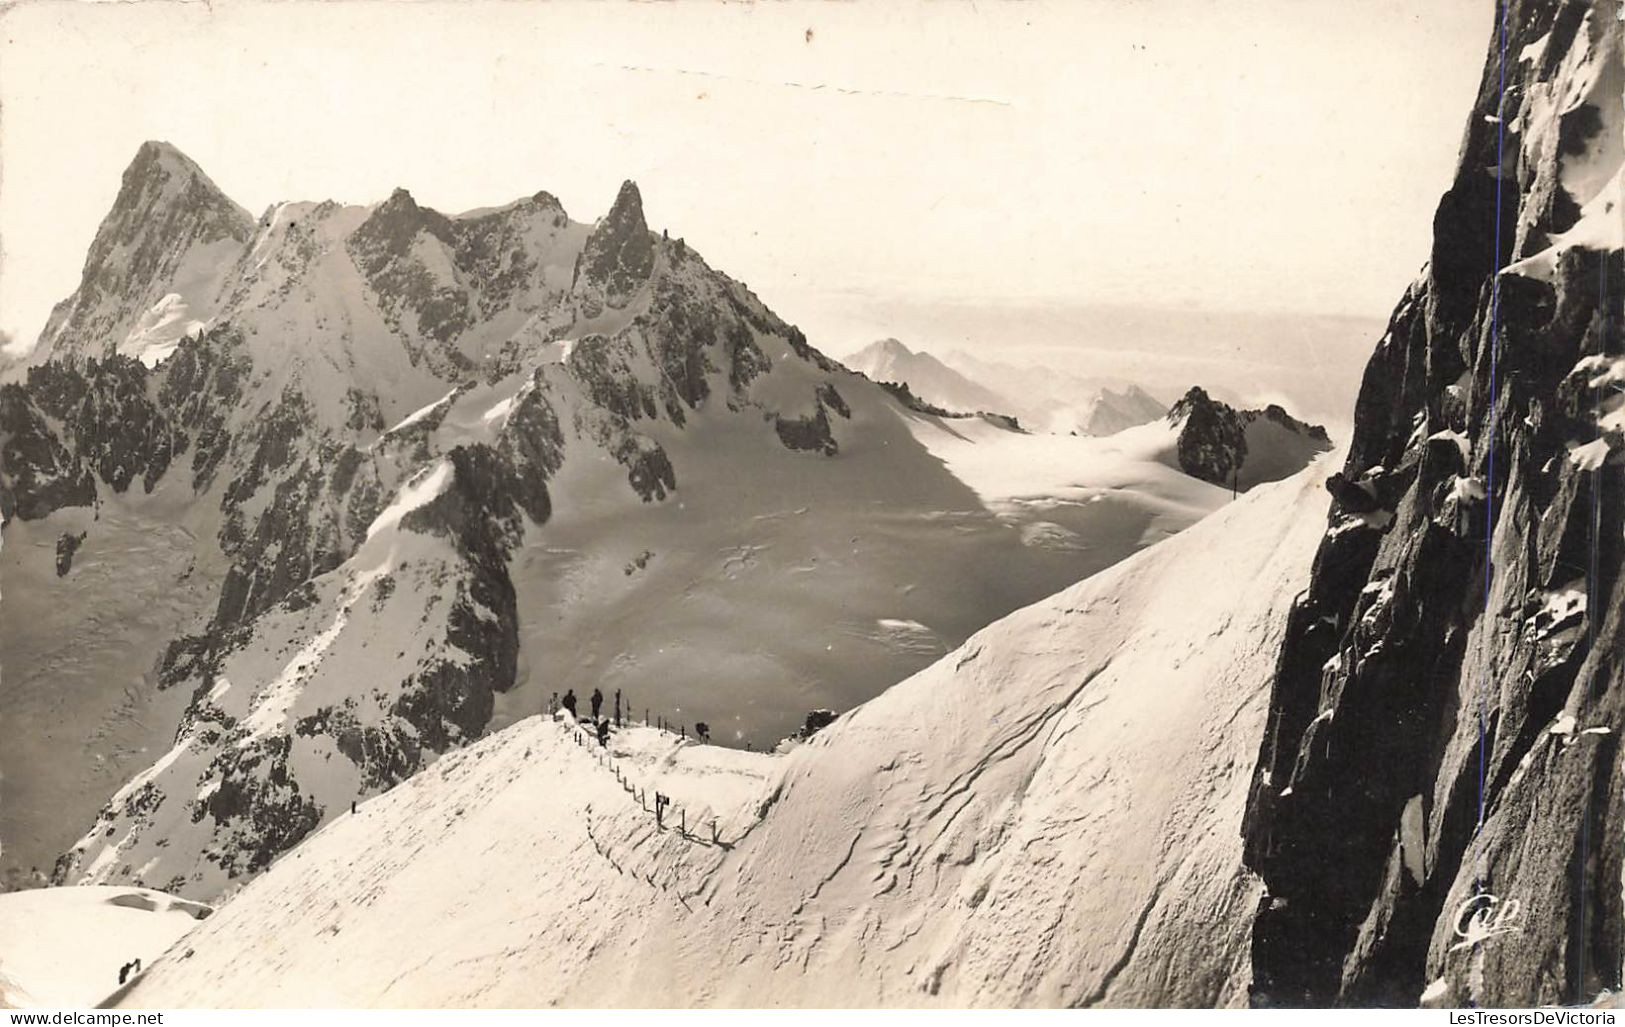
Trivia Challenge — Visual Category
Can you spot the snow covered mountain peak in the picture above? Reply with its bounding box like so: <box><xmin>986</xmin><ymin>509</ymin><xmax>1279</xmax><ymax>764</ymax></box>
<box><xmin>869</xmin><ymin>337</ymin><xmax>912</xmax><ymax>358</ymax></box>
<box><xmin>37</xmin><ymin>141</ymin><xmax>255</xmax><ymax>367</ymax></box>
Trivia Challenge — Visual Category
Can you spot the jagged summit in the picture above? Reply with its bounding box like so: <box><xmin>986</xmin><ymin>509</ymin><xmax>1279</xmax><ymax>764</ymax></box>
<box><xmin>609</xmin><ymin>178</ymin><xmax>643</xmax><ymax>218</ymax></box>
<box><xmin>34</xmin><ymin>149</ymin><xmax>667</xmax><ymax>370</ymax></box>
<box><xmin>1166</xmin><ymin>385</ymin><xmax>1218</xmax><ymax>418</ymax></box>
<box><xmin>114</xmin><ymin>141</ymin><xmax>254</xmax><ymax>240</ymax></box>
<box><xmin>35</xmin><ymin>141</ymin><xmax>256</xmax><ymax>366</ymax></box>
<box><xmin>1164</xmin><ymin>386</ymin><xmax>1331</xmax><ymax>490</ymax></box>
<box><xmin>572</xmin><ymin>179</ymin><xmax>654</xmax><ymax>312</ymax></box>
<box><xmin>132</xmin><ymin>139</ymin><xmax>208</xmax><ymax>174</ymax></box>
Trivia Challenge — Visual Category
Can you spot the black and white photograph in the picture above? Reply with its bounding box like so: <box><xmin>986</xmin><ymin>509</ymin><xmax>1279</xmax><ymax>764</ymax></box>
<box><xmin>0</xmin><ymin>0</ymin><xmax>1620</xmax><ymax>1012</ymax></box>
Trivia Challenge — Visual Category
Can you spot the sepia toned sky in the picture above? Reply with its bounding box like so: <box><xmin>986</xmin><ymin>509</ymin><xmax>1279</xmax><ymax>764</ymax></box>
<box><xmin>0</xmin><ymin>0</ymin><xmax>1489</xmax><ymax>409</ymax></box>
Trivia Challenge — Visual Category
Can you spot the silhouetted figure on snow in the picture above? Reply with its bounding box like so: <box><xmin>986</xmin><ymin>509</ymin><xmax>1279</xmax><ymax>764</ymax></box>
<box><xmin>695</xmin><ymin>722</ymin><xmax>710</xmax><ymax>743</ymax></box>
<box><xmin>562</xmin><ymin>689</ymin><xmax>577</xmax><ymax>719</ymax></box>
<box><xmin>591</xmin><ymin>688</ymin><xmax>604</xmax><ymax>720</ymax></box>
<box><xmin>597</xmin><ymin>718</ymin><xmax>610</xmax><ymax>748</ymax></box>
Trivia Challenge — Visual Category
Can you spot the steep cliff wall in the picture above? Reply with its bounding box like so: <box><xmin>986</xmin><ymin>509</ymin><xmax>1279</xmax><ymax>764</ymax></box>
<box><xmin>1244</xmin><ymin>0</ymin><xmax>1623</xmax><ymax>1007</ymax></box>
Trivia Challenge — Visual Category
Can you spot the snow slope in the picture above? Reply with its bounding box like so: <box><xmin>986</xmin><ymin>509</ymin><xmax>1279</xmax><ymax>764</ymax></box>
<box><xmin>0</xmin><ymin>485</ymin><xmax>218</xmax><ymax>879</ymax></box>
<box><xmin>901</xmin><ymin>410</ymin><xmax>1231</xmax><ymax>552</ymax></box>
<box><xmin>0</xmin><ymin>886</ymin><xmax>210</xmax><ymax>1008</ymax></box>
<box><xmin>502</xmin><ymin>383</ymin><xmax>1237</xmax><ymax>754</ymax></box>
<box><xmin>114</xmin><ymin>455</ymin><xmax>1334</xmax><ymax>1008</ymax></box>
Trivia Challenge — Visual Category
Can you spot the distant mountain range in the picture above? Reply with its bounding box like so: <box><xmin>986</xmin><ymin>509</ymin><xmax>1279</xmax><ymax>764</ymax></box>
<box><xmin>843</xmin><ymin>338</ymin><xmax>1169</xmax><ymax>437</ymax></box>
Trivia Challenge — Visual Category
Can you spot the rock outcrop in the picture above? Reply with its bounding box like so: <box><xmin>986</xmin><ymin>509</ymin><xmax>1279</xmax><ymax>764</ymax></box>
<box><xmin>573</xmin><ymin>180</ymin><xmax>656</xmax><ymax>315</ymax></box>
<box><xmin>1166</xmin><ymin>386</ymin><xmax>1332</xmax><ymax>490</ymax></box>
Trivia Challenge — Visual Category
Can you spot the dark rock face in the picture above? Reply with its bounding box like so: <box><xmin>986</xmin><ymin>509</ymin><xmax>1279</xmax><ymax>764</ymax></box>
<box><xmin>801</xmin><ymin>709</ymin><xmax>837</xmax><ymax>738</ymax></box>
<box><xmin>573</xmin><ymin>180</ymin><xmax>656</xmax><ymax>312</ymax></box>
<box><xmin>0</xmin><ymin>384</ymin><xmax>96</xmax><ymax>523</ymax></box>
<box><xmin>1166</xmin><ymin>386</ymin><xmax>1330</xmax><ymax>488</ymax></box>
<box><xmin>197</xmin><ymin>735</ymin><xmax>322</xmax><ymax>880</ymax></box>
<box><xmin>394</xmin><ymin>446</ymin><xmax>527</xmax><ymax>751</ymax></box>
<box><xmin>55</xmin><ymin>531</ymin><xmax>86</xmax><ymax>577</ymax></box>
<box><xmin>1244</xmin><ymin>1</ymin><xmax>1623</xmax><ymax>1007</ymax></box>
<box><xmin>773</xmin><ymin>408</ymin><xmax>834</xmax><ymax>455</ymax></box>
<box><xmin>771</xmin><ymin>383</ymin><xmax>852</xmax><ymax>456</ymax></box>
<box><xmin>568</xmin><ymin>334</ymin><xmax>659</xmax><ymax>422</ymax></box>
<box><xmin>1168</xmin><ymin>387</ymin><xmax>1250</xmax><ymax>486</ymax></box>
<box><xmin>348</xmin><ymin>189</ymin><xmax>474</xmax><ymax>371</ymax></box>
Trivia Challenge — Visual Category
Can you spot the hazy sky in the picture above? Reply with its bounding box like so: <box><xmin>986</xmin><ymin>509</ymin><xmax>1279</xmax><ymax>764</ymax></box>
<box><xmin>1</xmin><ymin>0</ymin><xmax>1489</xmax><ymax>399</ymax></box>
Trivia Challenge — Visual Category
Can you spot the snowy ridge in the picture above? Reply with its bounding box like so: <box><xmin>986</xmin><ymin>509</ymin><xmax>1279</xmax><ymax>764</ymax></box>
<box><xmin>111</xmin><ymin>455</ymin><xmax>1334</xmax><ymax>1008</ymax></box>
